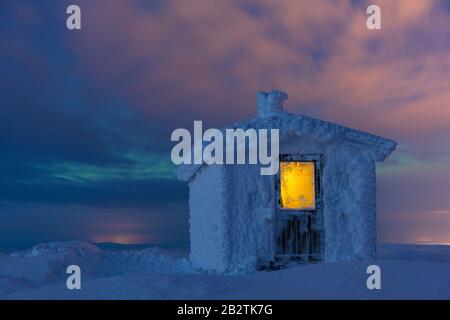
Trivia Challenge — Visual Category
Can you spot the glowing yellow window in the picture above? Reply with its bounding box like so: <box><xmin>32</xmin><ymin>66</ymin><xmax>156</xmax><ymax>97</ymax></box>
<box><xmin>280</xmin><ymin>162</ymin><xmax>316</xmax><ymax>210</ymax></box>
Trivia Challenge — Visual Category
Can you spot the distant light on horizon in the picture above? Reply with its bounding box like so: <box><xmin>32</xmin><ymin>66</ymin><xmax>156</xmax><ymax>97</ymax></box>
<box><xmin>90</xmin><ymin>234</ymin><xmax>155</xmax><ymax>245</ymax></box>
<box><xmin>412</xmin><ymin>240</ymin><xmax>450</xmax><ymax>246</ymax></box>
<box><xmin>87</xmin><ymin>212</ymin><xmax>163</xmax><ymax>245</ymax></box>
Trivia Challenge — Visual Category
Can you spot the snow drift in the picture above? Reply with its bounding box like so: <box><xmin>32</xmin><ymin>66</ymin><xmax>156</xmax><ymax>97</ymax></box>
<box><xmin>1</xmin><ymin>241</ymin><xmax>450</xmax><ymax>299</ymax></box>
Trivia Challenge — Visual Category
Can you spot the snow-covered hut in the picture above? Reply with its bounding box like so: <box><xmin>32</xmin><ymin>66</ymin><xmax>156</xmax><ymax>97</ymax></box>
<box><xmin>176</xmin><ymin>90</ymin><xmax>396</xmax><ymax>273</ymax></box>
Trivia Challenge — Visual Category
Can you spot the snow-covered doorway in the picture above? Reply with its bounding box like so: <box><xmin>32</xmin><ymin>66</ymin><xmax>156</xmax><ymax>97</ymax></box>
<box><xmin>275</xmin><ymin>155</ymin><xmax>324</xmax><ymax>263</ymax></box>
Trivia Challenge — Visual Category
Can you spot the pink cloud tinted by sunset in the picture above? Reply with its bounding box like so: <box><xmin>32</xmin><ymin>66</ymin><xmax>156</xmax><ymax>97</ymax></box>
<box><xmin>65</xmin><ymin>0</ymin><xmax>450</xmax><ymax>148</ymax></box>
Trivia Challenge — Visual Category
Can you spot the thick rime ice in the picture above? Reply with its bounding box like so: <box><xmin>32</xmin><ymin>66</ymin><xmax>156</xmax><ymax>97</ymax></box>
<box><xmin>177</xmin><ymin>90</ymin><xmax>396</xmax><ymax>274</ymax></box>
<box><xmin>256</xmin><ymin>89</ymin><xmax>288</xmax><ymax>117</ymax></box>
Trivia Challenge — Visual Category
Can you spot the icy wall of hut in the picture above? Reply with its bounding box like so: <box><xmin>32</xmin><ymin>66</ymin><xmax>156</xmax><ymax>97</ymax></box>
<box><xmin>188</xmin><ymin>135</ymin><xmax>378</xmax><ymax>273</ymax></box>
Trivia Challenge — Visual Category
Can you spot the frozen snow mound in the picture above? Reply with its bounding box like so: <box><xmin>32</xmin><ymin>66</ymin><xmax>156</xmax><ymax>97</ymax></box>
<box><xmin>96</xmin><ymin>247</ymin><xmax>195</xmax><ymax>276</ymax></box>
<box><xmin>9</xmin><ymin>241</ymin><xmax>194</xmax><ymax>276</ymax></box>
<box><xmin>10</xmin><ymin>241</ymin><xmax>101</xmax><ymax>258</ymax></box>
<box><xmin>0</xmin><ymin>241</ymin><xmax>195</xmax><ymax>298</ymax></box>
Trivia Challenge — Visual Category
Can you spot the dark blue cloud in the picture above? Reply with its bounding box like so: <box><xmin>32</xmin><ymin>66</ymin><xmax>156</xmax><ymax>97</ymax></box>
<box><xmin>0</xmin><ymin>1</ymin><xmax>186</xmax><ymax>249</ymax></box>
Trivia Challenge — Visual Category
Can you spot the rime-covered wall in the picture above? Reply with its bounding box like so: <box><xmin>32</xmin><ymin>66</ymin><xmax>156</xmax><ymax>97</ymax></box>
<box><xmin>225</xmin><ymin>164</ymin><xmax>275</xmax><ymax>273</ymax></box>
<box><xmin>322</xmin><ymin>145</ymin><xmax>377</xmax><ymax>261</ymax></box>
<box><xmin>198</xmin><ymin>136</ymin><xmax>379</xmax><ymax>273</ymax></box>
<box><xmin>188</xmin><ymin>136</ymin><xmax>380</xmax><ymax>273</ymax></box>
<box><xmin>189</xmin><ymin>165</ymin><xmax>229</xmax><ymax>272</ymax></box>
<box><xmin>189</xmin><ymin>164</ymin><xmax>276</xmax><ymax>274</ymax></box>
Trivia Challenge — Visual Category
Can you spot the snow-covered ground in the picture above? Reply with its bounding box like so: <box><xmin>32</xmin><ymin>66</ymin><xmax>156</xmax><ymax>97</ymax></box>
<box><xmin>1</xmin><ymin>241</ymin><xmax>449</xmax><ymax>299</ymax></box>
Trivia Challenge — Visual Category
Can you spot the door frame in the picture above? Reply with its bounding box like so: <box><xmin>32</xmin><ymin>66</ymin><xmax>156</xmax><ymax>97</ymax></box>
<box><xmin>274</xmin><ymin>154</ymin><xmax>324</xmax><ymax>262</ymax></box>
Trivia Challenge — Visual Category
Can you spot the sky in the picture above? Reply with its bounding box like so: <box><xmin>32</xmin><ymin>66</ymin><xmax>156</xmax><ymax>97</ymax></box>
<box><xmin>1</xmin><ymin>0</ymin><xmax>450</xmax><ymax>249</ymax></box>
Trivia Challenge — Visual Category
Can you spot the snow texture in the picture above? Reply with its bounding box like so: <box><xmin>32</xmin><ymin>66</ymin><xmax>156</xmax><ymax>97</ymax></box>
<box><xmin>256</xmin><ymin>89</ymin><xmax>288</xmax><ymax>117</ymax></box>
<box><xmin>189</xmin><ymin>165</ymin><xmax>229</xmax><ymax>272</ymax></box>
<box><xmin>176</xmin><ymin>90</ymin><xmax>397</xmax><ymax>273</ymax></box>
<box><xmin>1</xmin><ymin>242</ymin><xmax>450</xmax><ymax>299</ymax></box>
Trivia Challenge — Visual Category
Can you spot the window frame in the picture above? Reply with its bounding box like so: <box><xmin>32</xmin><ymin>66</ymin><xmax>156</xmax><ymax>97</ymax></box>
<box><xmin>276</xmin><ymin>154</ymin><xmax>322</xmax><ymax>214</ymax></box>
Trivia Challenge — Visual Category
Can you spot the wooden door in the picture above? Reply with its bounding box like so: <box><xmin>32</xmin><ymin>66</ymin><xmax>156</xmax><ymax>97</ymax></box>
<box><xmin>275</xmin><ymin>154</ymin><xmax>323</xmax><ymax>262</ymax></box>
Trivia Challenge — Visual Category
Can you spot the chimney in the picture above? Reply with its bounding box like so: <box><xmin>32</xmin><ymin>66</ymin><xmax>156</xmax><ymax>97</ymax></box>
<box><xmin>256</xmin><ymin>89</ymin><xmax>288</xmax><ymax>117</ymax></box>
